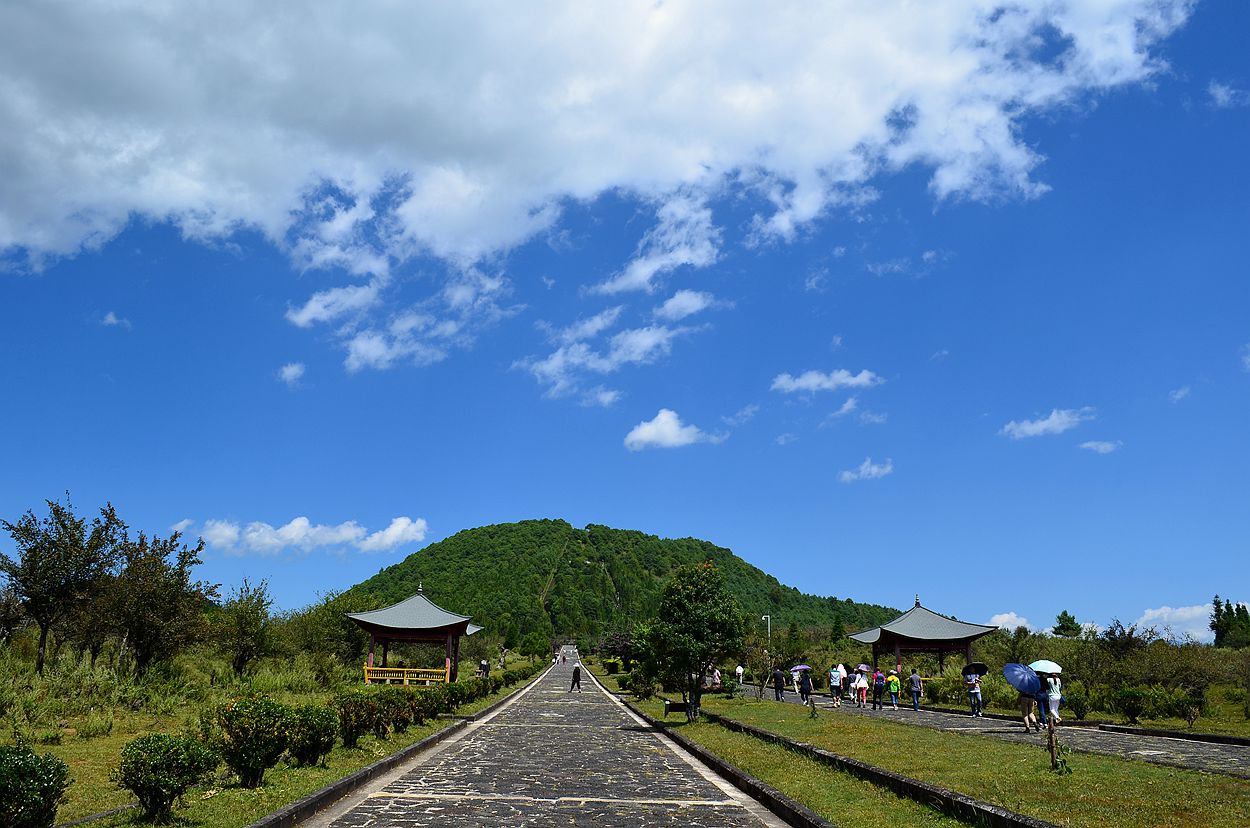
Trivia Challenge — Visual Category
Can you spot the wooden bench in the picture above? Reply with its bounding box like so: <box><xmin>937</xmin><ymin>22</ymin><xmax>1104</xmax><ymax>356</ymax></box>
<box><xmin>662</xmin><ymin>699</ymin><xmax>689</xmax><ymax>718</ymax></box>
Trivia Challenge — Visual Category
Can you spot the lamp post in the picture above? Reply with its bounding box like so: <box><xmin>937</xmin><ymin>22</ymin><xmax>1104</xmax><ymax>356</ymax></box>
<box><xmin>761</xmin><ymin>615</ymin><xmax>771</xmax><ymax>649</ymax></box>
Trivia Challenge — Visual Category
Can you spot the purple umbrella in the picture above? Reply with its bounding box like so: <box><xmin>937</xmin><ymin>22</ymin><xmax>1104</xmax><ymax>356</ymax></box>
<box><xmin>791</xmin><ymin>664</ymin><xmax>812</xmax><ymax>671</ymax></box>
<box><xmin>856</xmin><ymin>663</ymin><xmax>871</xmax><ymax>672</ymax></box>
<box><xmin>1003</xmin><ymin>663</ymin><xmax>1041</xmax><ymax>695</ymax></box>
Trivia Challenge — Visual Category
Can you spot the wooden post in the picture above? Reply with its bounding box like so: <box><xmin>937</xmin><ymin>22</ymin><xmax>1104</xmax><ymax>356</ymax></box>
<box><xmin>452</xmin><ymin>635</ymin><xmax>461</xmax><ymax>682</ymax></box>
<box><xmin>894</xmin><ymin>642</ymin><xmax>902</xmax><ymax>675</ymax></box>
<box><xmin>382</xmin><ymin>641</ymin><xmax>389</xmax><ymax>668</ymax></box>
<box><xmin>965</xmin><ymin>642</ymin><xmax>973</xmax><ymax>666</ymax></box>
<box><xmin>368</xmin><ymin>635</ymin><xmax>375</xmax><ymax>669</ymax></box>
<box><xmin>444</xmin><ymin>633</ymin><xmax>453</xmax><ymax>682</ymax></box>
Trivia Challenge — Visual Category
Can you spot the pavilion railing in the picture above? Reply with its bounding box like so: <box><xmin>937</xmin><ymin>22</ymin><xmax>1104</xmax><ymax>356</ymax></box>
<box><xmin>363</xmin><ymin>665</ymin><xmax>450</xmax><ymax>685</ymax></box>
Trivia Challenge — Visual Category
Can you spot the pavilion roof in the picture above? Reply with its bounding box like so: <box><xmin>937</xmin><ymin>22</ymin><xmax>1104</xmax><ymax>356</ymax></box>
<box><xmin>849</xmin><ymin>599</ymin><xmax>996</xmax><ymax>644</ymax></box>
<box><xmin>346</xmin><ymin>589</ymin><xmax>477</xmax><ymax>634</ymax></box>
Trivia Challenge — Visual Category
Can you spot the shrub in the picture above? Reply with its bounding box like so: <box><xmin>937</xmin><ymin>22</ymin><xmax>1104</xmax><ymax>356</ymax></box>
<box><xmin>78</xmin><ymin>710</ymin><xmax>115</xmax><ymax>740</ymax></box>
<box><xmin>213</xmin><ymin>694</ymin><xmax>292</xmax><ymax>787</ymax></box>
<box><xmin>333</xmin><ymin>688</ymin><xmax>383</xmax><ymax>747</ymax></box>
<box><xmin>1064</xmin><ymin>681</ymin><xmax>1090</xmax><ymax>720</ymax></box>
<box><xmin>1112</xmin><ymin>686</ymin><xmax>1148</xmax><ymax>724</ymax></box>
<box><xmin>116</xmin><ymin>733</ymin><xmax>217</xmax><ymax>823</ymax></box>
<box><xmin>629</xmin><ymin>672</ymin><xmax>657</xmax><ymax>700</ymax></box>
<box><xmin>604</xmin><ymin>659</ymin><xmax>620</xmax><ymax>674</ymax></box>
<box><xmin>0</xmin><ymin>742</ymin><xmax>71</xmax><ymax>828</ymax></box>
<box><xmin>287</xmin><ymin>704</ymin><xmax>339</xmax><ymax>767</ymax></box>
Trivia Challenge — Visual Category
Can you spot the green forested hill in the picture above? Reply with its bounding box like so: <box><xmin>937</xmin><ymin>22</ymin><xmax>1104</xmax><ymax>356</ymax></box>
<box><xmin>342</xmin><ymin>519</ymin><xmax>897</xmax><ymax>641</ymax></box>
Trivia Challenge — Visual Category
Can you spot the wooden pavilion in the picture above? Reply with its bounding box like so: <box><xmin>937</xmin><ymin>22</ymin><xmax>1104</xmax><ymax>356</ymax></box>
<box><xmin>346</xmin><ymin>587</ymin><xmax>481</xmax><ymax>685</ymax></box>
<box><xmin>849</xmin><ymin>596</ymin><xmax>996</xmax><ymax>675</ymax></box>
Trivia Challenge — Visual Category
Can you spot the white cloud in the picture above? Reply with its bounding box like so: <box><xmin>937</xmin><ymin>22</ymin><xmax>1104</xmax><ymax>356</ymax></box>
<box><xmin>278</xmin><ymin>362</ymin><xmax>305</xmax><ymax>386</ymax></box>
<box><xmin>1208</xmin><ymin>81</ymin><xmax>1250</xmax><ymax>109</ymax></box>
<box><xmin>931</xmin><ymin>349</ymin><xmax>950</xmax><ymax>362</ymax></box>
<box><xmin>553</xmin><ymin>306</ymin><xmax>624</xmax><ymax>344</ymax></box>
<box><xmin>517</xmin><ymin>324</ymin><xmax>689</xmax><ymax>397</ymax></box>
<box><xmin>775</xmin><ymin>432</ymin><xmax>798</xmax><ymax>446</ymax></box>
<box><xmin>1000</xmin><ymin>407</ymin><xmax>1095</xmax><ymax>439</ymax></box>
<box><xmin>1168</xmin><ymin>386</ymin><xmax>1190</xmax><ymax>402</ymax></box>
<box><xmin>286</xmin><ymin>282</ymin><xmax>382</xmax><ymax>328</ymax></box>
<box><xmin>1135</xmin><ymin>604</ymin><xmax>1215</xmax><ymax>642</ymax></box>
<box><xmin>202</xmin><ymin>519</ymin><xmax>241</xmax><ymax>548</ymax></box>
<box><xmin>722</xmin><ymin>404</ymin><xmax>759</xmax><ymax>427</ymax></box>
<box><xmin>832</xmin><ymin>246</ymin><xmax>847</xmax><ymax>258</ymax></box>
<box><xmin>357</xmin><ymin>517</ymin><xmax>429</xmax><ymax>552</ymax></box>
<box><xmin>1080</xmin><ymin>440</ymin><xmax>1122</xmax><ymax>454</ymax></box>
<box><xmin>866</xmin><ymin>258</ymin><xmax>909</xmax><ymax>276</ymax></box>
<box><xmin>101</xmin><ymin>311</ymin><xmax>131</xmax><ymax>330</ymax></box>
<box><xmin>170</xmin><ymin>518</ymin><xmax>194</xmax><ymax>534</ymax></box>
<box><xmin>859</xmin><ymin>410</ymin><xmax>887</xmax><ymax>425</ymax></box>
<box><xmin>989</xmin><ymin>611</ymin><xmax>1034</xmax><ymax>631</ymax></box>
<box><xmin>0</xmin><ymin>4</ymin><xmax>1190</xmax><ymax>280</ymax></box>
<box><xmin>821</xmin><ymin>396</ymin><xmax>858</xmax><ymax>426</ymax></box>
<box><xmin>581</xmin><ymin>386</ymin><xmax>622</xmax><ymax>407</ymax></box>
<box><xmin>624</xmin><ymin>408</ymin><xmax>720</xmax><ymax>451</ymax></box>
<box><xmin>830</xmin><ymin>335</ymin><xmax>844</xmax><ymax>350</ymax></box>
<box><xmin>199</xmin><ymin>514</ymin><xmax>427</xmax><ymax>554</ymax></box>
<box><xmin>655</xmin><ymin>289</ymin><xmax>720</xmax><ymax>321</ymax></box>
<box><xmin>838</xmin><ymin>456</ymin><xmax>893</xmax><ymax>483</ymax></box>
<box><xmin>1242</xmin><ymin>343</ymin><xmax>1250</xmax><ymax>372</ymax></box>
<box><xmin>772</xmin><ymin>368</ymin><xmax>883</xmax><ymax>394</ymax></box>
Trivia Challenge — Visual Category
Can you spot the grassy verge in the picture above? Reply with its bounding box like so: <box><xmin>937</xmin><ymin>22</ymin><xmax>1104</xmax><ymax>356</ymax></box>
<box><xmin>41</xmin><ymin>667</ymin><xmax>540</xmax><ymax>827</ymax></box>
<box><xmin>695</xmin><ymin>696</ymin><xmax>1250</xmax><ymax>828</ymax></box>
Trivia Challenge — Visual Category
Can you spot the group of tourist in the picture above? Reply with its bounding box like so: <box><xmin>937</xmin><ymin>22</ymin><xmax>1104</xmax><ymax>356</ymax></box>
<box><xmin>1017</xmin><ymin>671</ymin><xmax>1062</xmax><ymax>731</ymax></box>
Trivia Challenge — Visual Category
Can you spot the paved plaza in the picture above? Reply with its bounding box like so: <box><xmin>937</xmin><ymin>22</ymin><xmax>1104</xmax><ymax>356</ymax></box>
<box><xmin>313</xmin><ymin>648</ymin><xmax>785</xmax><ymax>827</ymax></box>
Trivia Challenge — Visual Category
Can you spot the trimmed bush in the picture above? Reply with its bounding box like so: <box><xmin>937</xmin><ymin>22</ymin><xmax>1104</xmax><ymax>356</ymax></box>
<box><xmin>1065</xmin><ymin>681</ymin><xmax>1090</xmax><ymax>720</ymax></box>
<box><xmin>116</xmin><ymin>733</ymin><xmax>217</xmax><ymax>823</ymax></box>
<box><xmin>0</xmin><ymin>742</ymin><xmax>71</xmax><ymax>828</ymax></box>
<box><xmin>214</xmin><ymin>694</ymin><xmax>292</xmax><ymax>787</ymax></box>
<box><xmin>333</xmin><ymin>687</ymin><xmax>383</xmax><ymax>748</ymax></box>
<box><xmin>287</xmin><ymin>704</ymin><xmax>339</xmax><ymax>767</ymax></box>
<box><xmin>1112</xmin><ymin>686</ymin><xmax>1148</xmax><ymax>724</ymax></box>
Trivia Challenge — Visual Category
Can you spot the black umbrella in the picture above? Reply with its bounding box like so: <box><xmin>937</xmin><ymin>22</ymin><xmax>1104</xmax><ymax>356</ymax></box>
<box><xmin>961</xmin><ymin>662</ymin><xmax>989</xmax><ymax>677</ymax></box>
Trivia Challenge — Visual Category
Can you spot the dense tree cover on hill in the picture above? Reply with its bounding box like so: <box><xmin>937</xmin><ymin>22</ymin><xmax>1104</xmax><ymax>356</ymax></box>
<box><xmin>1211</xmin><ymin>595</ymin><xmax>1250</xmax><ymax>649</ymax></box>
<box><xmin>341</xmin><ymin>519</ymin><xmax>898</xmax><ymax>642</ymax></box>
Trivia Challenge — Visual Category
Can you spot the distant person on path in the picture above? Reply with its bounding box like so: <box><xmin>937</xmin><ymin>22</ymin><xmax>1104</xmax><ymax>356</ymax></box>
<box><xmin>1018</xmin><ymin>692</ymin><xmax>1039</xmax><ymax>732</ymax></box>
<box><xmin>886</xmin><ymin>670</ymin><xmax>901</xmax><ymax>710</ymax></box>
<box><xmin>712</xmin><ymin>667</ymin><xmax>722</xmax><ymax>689</ymax></box>
<box><xmin>735</xmin><ymin>663</ymin><xmax>745</xmax><ymax>694</ymax></box>
<box><xmin>909</xmin><ymin>668</ymin><xmax>923</xmax><ymax>710</ymax></box>
<box><xmin>965</xmin><ymin>672</ymin><xmax>983</xmax><ymax>717</ymax></box>
<box><xmin>798</xmin><ymin>669</ymin><xmax>812</xmax><ymax>704</ymax></box>
<box><xmin>829</xmin><ymin>666</ymin><xmax>841</xmax><ymax>707</ymax></box>
<box><xmin>854</xmin><ymin>670</ymin><xmax>869</xmax><ymax>707</ymax></box>
<box><xmin>570</xmin><ymin>663</ymin><xmax>581</xmax><ymax>692</ymax></box>
<box><xmin>871</xmin><ymin>669</ymin><xmax>886</xmax><ymax>710</ymax></box>
<box><xmin>772</xmin><ymin>667</ymin><xmax>786</xmax><ymax>701</ymax></box>
<box><xmin>1046</xmin><ymin>673</ymin><xmax>1063</xmax><ymax>725</ymax></box>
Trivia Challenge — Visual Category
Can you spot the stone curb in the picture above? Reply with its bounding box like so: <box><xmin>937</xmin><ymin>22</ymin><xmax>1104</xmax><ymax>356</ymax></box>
<box><xmin>695</xmin><ymin>707</ymin><xmax>1061</xmax><ymax>828</ymax></box>
<box><xmin>620</xmin><ymin>699</ymin><xmax>834</xmax><ymax>828</ymax></box>
<box><xmin>246</xmin><ymin>665</ymin><xmax>549</xmax><ymax>828</ymax></box>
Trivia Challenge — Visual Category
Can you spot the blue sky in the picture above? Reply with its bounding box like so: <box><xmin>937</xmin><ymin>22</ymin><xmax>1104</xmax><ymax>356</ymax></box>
<box><xmin>1</xmin><ymin>1</ymin><xmax>1247</xmax><ymax>641</ymax></box>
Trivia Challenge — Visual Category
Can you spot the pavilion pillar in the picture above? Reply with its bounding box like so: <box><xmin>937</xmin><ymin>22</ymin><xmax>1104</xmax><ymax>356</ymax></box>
<box><xmin>444</xmin><ymin>633</ymin><xmax>453</xmax><ymax>682</ymax></box>
<box><xmin>965</xmin><ymin>642</ymin><xmax>973</xmax><ymax>666</ymax></box>
<box><xmin>382</xmin><ymin>641</ymin><xmax>389</xmax><ymax>668</ymax></box>
<box><xmin>871</xmin><ymin>643</ymin><xmax>878</xmax><ymax>669</ymax></box>
<box><xmin>452</xmin><ymin>635</ymin><xmax>461</xmax><ymax>682</ymax></box>
<box><xmin>368</xmin><ymin>634</ymin><xmax>375</xmax><ymax>669</ymax></box>
<box><xmin>894</xmin><ymin>642</ymin><xmax>902</xmax><ymax>675</ymax></box>
<box><xmin>938</xmin><ymin>650</ymin><xmax>945</xmax><ymax>674</ymax></box>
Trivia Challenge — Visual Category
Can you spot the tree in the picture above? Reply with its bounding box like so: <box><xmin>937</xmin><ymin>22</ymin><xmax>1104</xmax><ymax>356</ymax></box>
<box><xmin>634</xmin><ymin>562</ymin><xmax>744</xmax><ymax>721</ymax></box>
<box><xmin>519</xmin><ymin>630</ymin><xmax>550</xmax><ymax>659</ymax></box>
<box><xmin>829</xmin><ymin>615</ymin><xmax>847</xmax><ymax>643</ymax></box>
<box><xmin>1</xmin><ymin>497</ymin><xmax>125</xmax><ymax>673</ymax></box>
<box><xmin>0</xmin><ymin>584</ymin><xmax>23</xmax><ymax>645</ymax></box>
<box><xmin>112</xmin><ymin>531</ymin><xmax>218</xmax><ymax>675</ymax></box>
<box><xmin>1053</xmin><ymin>610</ymin><xmax>1082</xmax><ymax>638</ymax></box>
<box><xmin>218</xmin><ymin>578</ymin><xmax>273</xmax><ymax>675</ymax></box>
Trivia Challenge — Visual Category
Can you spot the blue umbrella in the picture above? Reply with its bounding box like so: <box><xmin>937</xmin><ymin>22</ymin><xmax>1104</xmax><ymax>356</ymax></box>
<box><xmin>1003</xmin><ymin>663</ymin><xmax>1040</xmax><ymax>695</ymax></box>
<box><xmin>1029</xmin><ymin>659</ymin><xmax>1062</xmax><ymax>675</ymax></box>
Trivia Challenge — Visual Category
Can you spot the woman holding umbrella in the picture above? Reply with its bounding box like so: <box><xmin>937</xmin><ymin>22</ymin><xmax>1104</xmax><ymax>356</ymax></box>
<box><xmin>963</xmin><ymin>662</ymin><xmax>988</xmax><ymax>717</ymax></box>
<box><xmin>1031</xmin><ymin>660</ymin><xmax>1063</xmax><ymax>725</ymax></box>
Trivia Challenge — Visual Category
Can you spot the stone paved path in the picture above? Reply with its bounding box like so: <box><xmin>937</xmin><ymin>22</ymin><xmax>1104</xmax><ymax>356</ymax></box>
<box><xmin>753</xmin><ymin>685</ymin><xmax>1250</xmax><ymax>779</ymax></box>
<box><xmin>320</xmin><ymin>648</ymin><xmax>786</xmax><ymax>827</ymax></box>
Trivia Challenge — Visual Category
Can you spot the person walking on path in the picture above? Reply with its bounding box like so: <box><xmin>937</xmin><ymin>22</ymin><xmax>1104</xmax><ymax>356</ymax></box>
<box><xmin>772</xmin><ymin>666</ymin><xmax>787</xmax><ymax>701</ymax></box>
<box><xmin>736</xmin><ymin>663</ymin><xmax>745</xmax><ymax>694</ymax></box>
<box><xmin>966</xmin><ymin>672</ymin><xmax>983</xmax><ymax>717</ymax></box>
<box><xmin>1018</xmin><ymin>692</ymin><xmax>1040</xmax><ymax>731</ymax></box>
<box><xmin>570</xmin><ymin>662</ymin><xmax>581</xmax><ymax>692</ymax></box>
<box><xmin>829</xmin><ymin>666</ymin><xmax>841</xmax><ymax>707</ymax></box>
<box><xmin>854</xmin><ymin>670</ymin><xmax>869</xmax><ymax>707</ymax></box>
<box><xmin>871</xmin><ymin>669</ymin><xmax>886</xmax><ymax>710</ymax></box>
<box><xmin>909</xmin><ymin>668</ymin><xmax>923</xmax><ymax>711</ymax></box>
<box><xmin>886</xmin><ymin>670</ymin><xmax>901</xmax><ymax>710</ymax></box>
<box><xmin>798</xmin><ymin>669</ymin><xmax>812</xmax><ymax>704</ymax></box>
<box><xmin>1046</xmin><ymin>672</ymin><xmax>1063</xmax><ymax>725</ymax></box>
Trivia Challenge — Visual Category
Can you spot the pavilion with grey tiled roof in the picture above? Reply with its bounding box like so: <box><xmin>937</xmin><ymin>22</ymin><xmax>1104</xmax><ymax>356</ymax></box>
<box><xmin>849</xmin><ymin>596</ymin><xmax>996</xmax><ymax>673</ymax></box>
<box><xmin>347</xmin><ymin>587</ymin><xmax>481</xmax><ymax>683</ymax></box>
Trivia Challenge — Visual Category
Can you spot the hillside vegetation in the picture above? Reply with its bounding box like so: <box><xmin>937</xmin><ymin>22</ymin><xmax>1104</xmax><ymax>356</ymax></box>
<box><xmin>343</xmin><ymin>519</ymin><xmax>897</xmax><ymax>640</ymax></box>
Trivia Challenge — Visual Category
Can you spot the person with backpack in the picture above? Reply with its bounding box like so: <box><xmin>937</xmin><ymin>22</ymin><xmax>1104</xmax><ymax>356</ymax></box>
<box><xmin>965</xmin><ymin>672</ymin><xmax>983</xmax><ymax>717</ymax></box>
<box><xmin>886</xmin><ymin>670</ymin><xmax>901</xmax><ymax>710</ymax></box>
<box><xmin>798</xmin><ymin>669</ymin><xmax>812</xmax><ymax>704</ymax></box>
<box><xmin>871</xmin><ymin>669</ymin><xmax>886</xmax><ymax>710</ymax></box>
<box><xmin>772</xmin><ymin>666</ymin><xmax>787</xmax><ymax>701</ymax></box>
<box><xmin>909</xmin><ymin>668</ymin><xmax>923</xmax><ymax>710</ymax></box>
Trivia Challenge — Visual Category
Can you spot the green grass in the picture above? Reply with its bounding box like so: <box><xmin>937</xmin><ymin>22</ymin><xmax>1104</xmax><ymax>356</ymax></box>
<box><xmin>694</xmin><ymin>696</ymin><xmax>1250</xmax><ymax>828</ymax></box>
<box><xmin>22</xmin><ymin>664</ymin><xmax>540</xmax><ymax>827</ymax></box>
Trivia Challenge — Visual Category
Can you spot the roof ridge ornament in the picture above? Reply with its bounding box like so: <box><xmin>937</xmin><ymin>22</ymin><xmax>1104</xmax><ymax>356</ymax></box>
<box><xmin>915</xmin><ymin>594</ymin><xmax>920</xmax><ymax>607</ymax></box>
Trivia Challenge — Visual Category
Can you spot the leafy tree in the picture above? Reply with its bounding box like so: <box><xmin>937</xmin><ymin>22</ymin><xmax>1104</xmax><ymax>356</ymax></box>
<box><xmin>1053</xmin><ymin>610</ymin><xmax>1082</xmax><ymax>638</ymax></box>
<box><xmin>634</xmin><ymin>561</ymin><xmax>745</xmax><ymax>721</ymax></box>
<box><xmin>1100</xmin><ymin>618</ymin><xmax>1156</xmax><ymax>659</ymax></box>
<box><xmin>0</xmin><ymin>584</ymin><xmax>23</xmax><ymax>645</ymax></box>
<box><xmin>1</xmin><ymin>497</ymin><xmax>125</xmax><ymax>673</ymax></box>
<box><xmin>519</xmin><ymin>630</ymin><xmax>550</xmax><ymax>659</ymax></box>
<box><xmin>1006</xmin><ymin>625</ymin><xmax>1037</xmax><ymax>665</ymax></box>
<box><xmin>829</xmin><ymin>615</ymin><xmax>847</xmax><ymax>642</ymax></box>
<box><xmin>111</xmin><ymin>531</ymin><xmax>218</xmax><ymax>675</ymax></box>
<box><xmin>217</xmin><ymin>578</ymin><xmax>273</xmax><ymax>675</ymax></box>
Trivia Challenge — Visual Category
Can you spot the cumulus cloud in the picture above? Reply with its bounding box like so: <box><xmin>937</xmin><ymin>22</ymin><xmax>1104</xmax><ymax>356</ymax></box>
<box><xmin>772</xmin><ymin>369</ymin><xmax>883</xmax><ymax>394</ymax></box>
<box><xmin>1080</xmin><ymin>440</ymin><xmax>1122</xmax><ymax>454</ymax></box>
<box><xmin>0</xmin><ymin>4</ymin><xmax>1190</xmax><ymax>274</ymax></box>
<box><xmin>1000</xmin><ymin>407</ymin><xmax>1095</xmax><ymax>439</ymax></box>
<box><xmin>102</xmin><ymin>311</ymin><xmax>131</xmax><ymax>330</ymax></box>
<box><xmin>655</xmin><ymin>289</ymin><xmax>719</xmax><ymax>321</ymax></box>
<box><xmin>989</xmin><ymin>612</ymin><xmax>1034</xmax><ymax>631</ymax></box>
<box><xmin>624</xmin><ymin>408</ymin><xmax>720</xmax><ymax>451</ymax></box>
<box><xmin>278</xmin><ymin>362</ymin><xmax>305</xmax><ymax>386</ymax></box>
<box><xmin>722</xmin><ymin>403</ymin><xmax>760</xmax><ymax>428</ymax></box>
<box><xmin>838</xmin><ymin>456</ymin><xmax>893</xmax><ymax>483</ymax></box>
<box><xmin>1169</xmin><ymin>386</ymin><xmax>1190</xmax><ymax>402</ymax></box>
<box><xmin>170</xmin><ymin>518</ymin><xmax>194</xmax><ymax>534</ymax></box>
<box><xmin>517</xmin><ymin>324</ymin><xmax>690</xmax><ymax>397</ymax></box>
<box><xmin>581</xmin><ymin>386</ymin><xmax>622</xmax><ymax>407</ymax></box>
<box><xmin>194</xmin><ymin>515</ymin><xmax>427</xmax><ymax>554</ymax></box>
<box><xmin>1135</xmin><ymin>604</ymin><xmax>1215</xmax><ymax>642</ymax></box>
